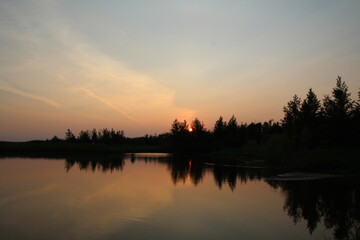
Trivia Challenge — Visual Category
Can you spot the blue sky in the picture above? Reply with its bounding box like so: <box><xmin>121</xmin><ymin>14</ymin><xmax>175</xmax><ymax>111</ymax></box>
<box><xmin>1</xmin><ymin>0</ymin><xmax>359</xmax><ymax>140</ymax></box>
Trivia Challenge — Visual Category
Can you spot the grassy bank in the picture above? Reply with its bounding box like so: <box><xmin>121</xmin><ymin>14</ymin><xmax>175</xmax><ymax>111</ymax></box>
<box><xmin>234</xmin><ymin>135</ymin><xmax>360</xmax><ymax>173</ymax></box>
<box><xmin>206</xmin><ymin>145</ymin><xmax>360</xmax><ymax>173</ymax></box>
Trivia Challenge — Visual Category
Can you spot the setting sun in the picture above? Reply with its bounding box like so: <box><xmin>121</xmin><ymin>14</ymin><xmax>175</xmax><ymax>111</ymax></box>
<box><xmin>188</xmin><ymin>127</ymin><xmax>193</xmax><ymax>132</ymax></box>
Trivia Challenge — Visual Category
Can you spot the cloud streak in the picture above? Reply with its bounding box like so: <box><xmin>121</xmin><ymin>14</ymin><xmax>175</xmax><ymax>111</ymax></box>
<box><xmin>0</xmin><ymin>0</ymin><xmax>196</xmax><ymax>138</ymax></box>
<box><xmin>80</xmin><ymin>87</ymin><xmax>139</xmax><ymax>123</ymax></box>
<box><xmin>0</xmin><ymin>82</ymin><xmax>66</xmax><ymax>109</ymax></box>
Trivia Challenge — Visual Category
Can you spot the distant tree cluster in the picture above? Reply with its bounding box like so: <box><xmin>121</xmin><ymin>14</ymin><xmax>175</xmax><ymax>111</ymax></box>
<box><xmin>169</xmin><ymin>116</ymin><xmax>282</xmax><ymax>152</ymax></box>
<box><xmin>64</xmin><ymin>128</ymin><xmax>125</xmax><ymax>144</ymax></box>
<box><xmin>125</xmin><ymin>133</ymin><xmax>170</xmax><ymax>146</ymax></box>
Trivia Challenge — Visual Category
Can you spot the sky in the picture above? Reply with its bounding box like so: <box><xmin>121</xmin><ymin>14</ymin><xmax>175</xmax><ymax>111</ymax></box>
<box><xmin>1</xmin><ymin>0</ymin><xmax>359</xmax><ymax>141</ymax></box>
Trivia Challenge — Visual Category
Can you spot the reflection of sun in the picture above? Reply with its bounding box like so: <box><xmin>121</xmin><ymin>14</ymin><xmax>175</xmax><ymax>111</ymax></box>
<box><xmin>188</xmin><ymin>127</ymin><xmax>193</xmax><ymax>132</ymax></box>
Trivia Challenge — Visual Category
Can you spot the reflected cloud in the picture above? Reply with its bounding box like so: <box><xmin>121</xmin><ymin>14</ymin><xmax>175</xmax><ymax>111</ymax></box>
<box><xmin>0</xmin><ymin>183</ymin><xmax>58</xmax><ymax>206</ymax></box>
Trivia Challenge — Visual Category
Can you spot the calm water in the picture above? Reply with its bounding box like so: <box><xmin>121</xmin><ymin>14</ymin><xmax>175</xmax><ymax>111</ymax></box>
<box><xmin>0</xmin><ymin>154</ymin><xmax>359</xmax><ymax>240</ymax></box>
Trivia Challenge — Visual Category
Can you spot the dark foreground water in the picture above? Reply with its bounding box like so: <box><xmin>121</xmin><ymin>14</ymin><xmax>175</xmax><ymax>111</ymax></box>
<box><xmin>0</xmin><ymin>154</ymin><xmax>359</xmax><ymax>240</ymax></box>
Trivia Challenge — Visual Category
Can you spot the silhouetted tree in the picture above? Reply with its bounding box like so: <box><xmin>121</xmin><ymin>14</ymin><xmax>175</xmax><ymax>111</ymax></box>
<box><xmin>300</xmin><ymin>88</ymin><xmax>320</xmax><ymax>126</ymax></box>
<box><xmin>349</xmin><ymin>88</ymin><xmax>360</xmax><ymax>146</ymax></box>
<box><xmin>91</xmin><ymin>128</ymin><xmax>98</xmax><ymax>143</ymax></box>
<box><xmin>296</xmin><ymin>89</ymin><xmax>322</xmax><ymax>147</ymax></box>
<box><xmin>189</xmin><ymin>118</ymin><xmax>212</xmax><ymax>151</ymax></box>
<box><xmin>222</xmin><ymin>115</ymin><xmax>238</xmax><ymax>147</ymax></box>
<box><xmin>78</xmin><ymin>130</ymin><xmax>91</xmax><ymax>143</ymax></box>
<box><xmin>283</xmin><ymin>94</ymin><xmax>302</xmax><ymax>128</ymax></box>
<box><xmin>323</xmin><ymin>76</ymin><xmax>353</xmax><ymax>121</ymax></box>
<box><xmin>212</xmin><ymin>116</ymin><xmax>228</xmax><ymax>148</ymax></box>
<box><xmin>191</xmin><ymin>118</ymin><xmax>206</xmax><ymax>135</ymax></box>
<box><xmin>321</xmin><ymin>77</ymin><xmax>355</xmax><ymax>145</ymax></box>
<box><xmin>352</xmin><ymin>88</ymin><xmax>360</xmax><ymax>119</ymax></box>
<box><xmin>262</xmin><ymin>120</ymin><xmax>282</xmax><ymax>135</ymax></box>
<box><xmin>99</xmin><ymin>128</ymin><xmax>111</xmax><ymax>144</ymax></box>
<box><xmin>226</xmin><ymin>115</ymin><xmax>238</xmax><ymax>132</ymax></box>
<box><xmin>171</xmin><ymin>119</ymin><xmax>188</xmax><ymax>135</ymax></box>
<box><xmin>111</xmin><ymin>129</ymin><xmax>125</xmax><ymax>144</ymax></box>
<box><xmin>247</xmin><ymin>122</ymin><xmax>263</xmax><ymax>144</ymax></box>
<box><xmin>214</xmin><ymin>116</ymin><xmax>227</xmax><ymax>137</ymax></box>
<box><xmin>65</xmin><ymin>129</ymin><xmax>76</xmax><ymax>142</ymax></box>
<box><xmin>170</xmin><ymin>119</ymin><xmax>191</xmax><ymax>152</ymax></box>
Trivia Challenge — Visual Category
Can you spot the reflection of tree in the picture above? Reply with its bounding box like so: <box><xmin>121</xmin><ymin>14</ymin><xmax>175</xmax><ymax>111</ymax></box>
<box><xmin>64</xmin><ymin>154</ymin><xmax>268</xmax><ymax>190</ymax></box>
<box><xmin>212</xmin><ymin>165</ymin><xmax>237</xmax><ymax>190</ymax></box>
<box><xmin>166</xmin><ymin>158</ymin><xmax>269</xmax><ymax>190</ymax></box>
<box><xmin>64</xmin><ymin>153</ymin><xmax>171</xmax><ymax>173</ymax></box>
<box><xmin>267</xmin><ymin>179</ymin><xmax>360</xmax><ymax>240</ymax></box>
<box><xmin>65</xmin><ymin>155</ymin><xmax>125</xmax><ymax>172</ymax></box>
<box><xmin>64</xmin><ymin>154</ymin><xmax>360</xmax><ymax>240</ymax></box>
<box><xmin>167</xmin><ymin>158</ymin><xmax>204</xmax><ymax>186</ymax></box>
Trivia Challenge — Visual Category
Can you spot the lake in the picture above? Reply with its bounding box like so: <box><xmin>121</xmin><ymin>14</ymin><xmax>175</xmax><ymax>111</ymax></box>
<box><xmin>0</xmin><ymin>154</ymin><xmax>359</xmax><ymax>240</ymax></box>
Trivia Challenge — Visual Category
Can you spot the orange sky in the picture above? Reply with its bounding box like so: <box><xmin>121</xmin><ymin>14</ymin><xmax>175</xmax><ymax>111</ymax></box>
<box><xmin>1</xmin><ymin>1</ymin><xmax>359</xmax><ymax>140</ymax></box>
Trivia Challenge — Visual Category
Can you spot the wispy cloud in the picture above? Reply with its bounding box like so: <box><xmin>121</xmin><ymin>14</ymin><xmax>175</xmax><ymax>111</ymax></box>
<box><xmin>0</xmin><ymin>0</ymin><xmax>195</xmax><ymax>137</ymax></box>
<box><xmin>0</xmin><ymin>82</ymin><xmax>66</xmax><ymax>109</ymax></box>
<box><xmin>80</xmin><ymin>88</ymin><xmax>139</xmax><ymax>123</ymax></box>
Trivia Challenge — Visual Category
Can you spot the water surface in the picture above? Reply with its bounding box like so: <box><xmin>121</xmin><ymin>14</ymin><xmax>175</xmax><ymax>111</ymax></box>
<box><xmin>0</xmin><ymin>154</ymin><xmax>359</xmax><ymax>240</ymax></box>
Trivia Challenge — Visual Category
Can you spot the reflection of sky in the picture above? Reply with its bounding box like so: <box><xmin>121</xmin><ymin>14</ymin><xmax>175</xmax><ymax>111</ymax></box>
<box><xmin>0</xmin><ymin>1</ymin><xmax>359</xmax><ymax>140</ymax></box>
<box><xmin>0</xmin><ymin>158</ymin><xmax>331</xmax><ymax>239</ymax></box>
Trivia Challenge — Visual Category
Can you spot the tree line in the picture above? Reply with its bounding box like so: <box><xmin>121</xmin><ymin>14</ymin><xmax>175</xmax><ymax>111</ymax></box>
<box><xmin>282</xmin><ymin>76</ymin><xmax>359</xmax><ymax>147</ymax></box>
<box><xmin>56</xmin><ymin>128</ymin><xmax>126</xmax><ymax>144</ymax></box>
<box><xmin>170</xmin><ymin>76</ymin><xmax>359</xmax><ymax>152</ymax></box>
<box><xmin>57</xmin><ymin>76</ymin><xmax>359</xmax><ymax>153</ymax></box>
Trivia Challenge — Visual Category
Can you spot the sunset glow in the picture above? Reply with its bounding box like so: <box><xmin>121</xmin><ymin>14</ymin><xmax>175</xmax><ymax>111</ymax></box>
<box><xmin>0</xmin><ymin>1</ymin><xmax>359</xmax><ymax>141</ymax></box>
